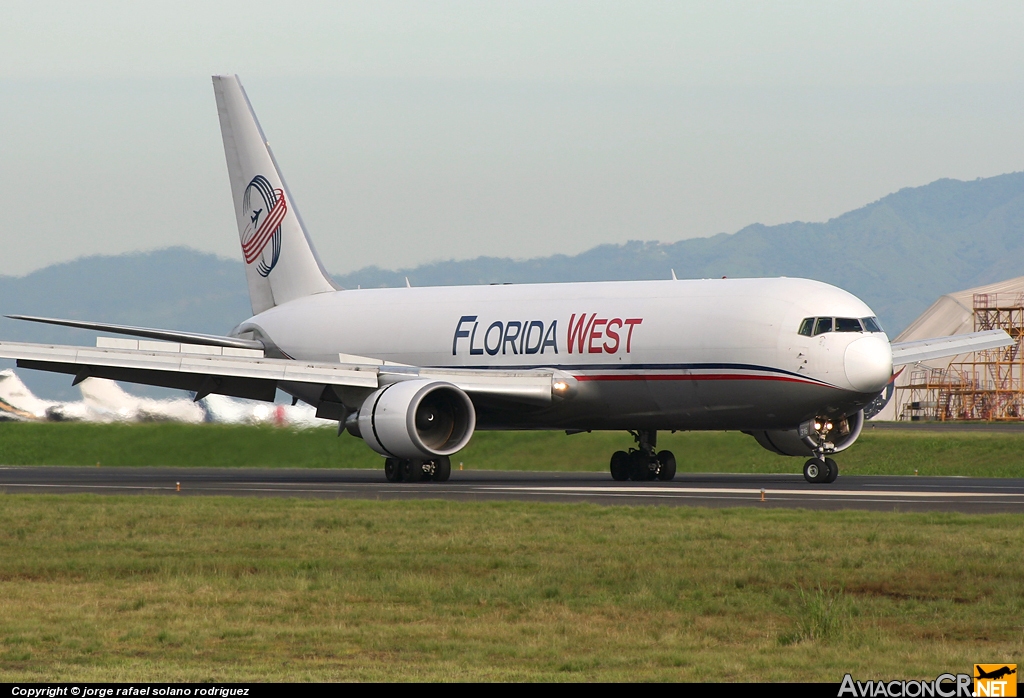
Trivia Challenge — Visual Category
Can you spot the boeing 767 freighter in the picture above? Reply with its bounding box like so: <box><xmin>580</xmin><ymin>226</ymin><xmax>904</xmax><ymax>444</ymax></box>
<box><xmin>0</xmin><ymin>76</ymin><xmax>1011</xmax><ymax>484</ymax></box>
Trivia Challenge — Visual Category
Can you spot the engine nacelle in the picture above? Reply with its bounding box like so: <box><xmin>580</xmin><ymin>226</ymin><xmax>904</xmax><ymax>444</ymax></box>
<box><xmin>356</xmin><ymin>380</ymin><xmax>476</xmax><ymax>459</ymax></box>
<box><xmin>747</xmin><ymin>410</ymin><xmax>865</xmax><ymax>457</ymax></box>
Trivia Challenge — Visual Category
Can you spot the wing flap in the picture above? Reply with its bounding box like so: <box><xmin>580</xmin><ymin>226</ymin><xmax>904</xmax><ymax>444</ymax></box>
<box><xmin>18</xmin><ymin>359</ymin><xmax>279</xmax><ymax>402</ymax></box>
<box><xmin>890</xmin><ymin>329</ymin><xmax>1014</xmax><ymax>365</ymax></box>
<box><xmin>0</xmin><ymin>341</ymin><xmax>562</xmax><ymax>406</ymax></box>
<box><xmin>0</xmin><ymin>341</ymin><xmax>378</xmax><ymax>396</ymax></box>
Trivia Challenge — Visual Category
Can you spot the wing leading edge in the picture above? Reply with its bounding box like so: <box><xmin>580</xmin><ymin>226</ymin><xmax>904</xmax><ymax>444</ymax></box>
<box><xmin>890</xmin><ymin>329</ymin><xmax>1014</xmax><ymax>366</ymax></box>
<box><xmin>6</xmin><ymin>314</ymin><xmax>265</xmax><ymax>351</ymax></box>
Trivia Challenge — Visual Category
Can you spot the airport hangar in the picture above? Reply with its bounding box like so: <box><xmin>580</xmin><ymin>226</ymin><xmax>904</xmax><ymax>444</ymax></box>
<box><xmin>872</xmin><ymin>275</ymin><xmax>1024</xmax><ymax>422</ymax></box>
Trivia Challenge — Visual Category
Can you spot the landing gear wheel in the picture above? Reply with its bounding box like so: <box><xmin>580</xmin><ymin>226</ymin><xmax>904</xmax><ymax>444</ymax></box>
<box><xmin>610</xmin><ymin>451</ymin><xmax>630</xmax><ymax>481</ymax></box>
<box><xmin>656</xmin><ymin>450</ymin><xmax>676</xmax><ymax>481</ymax></box>
<box><xmin>431</xmin><ymin>456</ymin><xmax>452</xmax><ymax>482</ymax></box>
<box><xmin>803</xmin><ymin>458</ymin><xmax>828</xmax><ymax>484</ymax></box>
<box><xmin>823</xmin><ymin>457</ymin><xmax>838</xmax><ymax>484</ymax></box>
<box><xmin>402</xmin><ymin>459</ymin><xmax>425</xmax><ymax>483</ymax></box>
<box><xmin>384</xmin><ymin>458</ymin><xmax>404</xmax><ymax>482</ymax></box>
<box><xmin>628</xmin><ymin>451</ymin><xmax>652</xmax><ymax>481</ymax></box>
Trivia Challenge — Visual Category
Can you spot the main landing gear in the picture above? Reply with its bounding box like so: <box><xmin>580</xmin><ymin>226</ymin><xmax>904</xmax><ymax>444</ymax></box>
<box><xmin>610</xmin><ymin>430</ymin><xmax>676</xmax><ymax>481</ymax></box>
<box><xmin>384</xmin><ymin>455</ymin><xmax>452</xmax><ymax>483</ymax></box>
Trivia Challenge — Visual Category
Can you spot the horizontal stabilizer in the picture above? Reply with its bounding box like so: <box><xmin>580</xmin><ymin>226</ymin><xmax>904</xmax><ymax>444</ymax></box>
<box><xmin>890</xmin><ymin>329</ymin><xmax>1014</xmax><ymax>365</ymax></box>
<box><xmin>6</xmin><ymin>315</ymin><xmax>264</xmax><ymax>351</ymax></box>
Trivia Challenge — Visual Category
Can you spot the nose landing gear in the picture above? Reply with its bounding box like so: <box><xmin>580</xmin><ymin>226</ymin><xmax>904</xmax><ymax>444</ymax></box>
<box><xmin>610</xmin><ymin>430</ymin><xmax>676</xmax><ymax>481</ymax></box>
<box><xmin>803</xmin><ymin>456</ymin><xmax>838</xmax><ymax>484</ymax></box>
<box><xmin>802</xmin><ymin>417</ymin><xmax>842</xmax><ymax>484</ymax></box>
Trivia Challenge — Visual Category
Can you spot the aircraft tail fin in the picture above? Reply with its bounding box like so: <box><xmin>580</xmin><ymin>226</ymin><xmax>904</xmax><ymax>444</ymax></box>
<box><xmin>77</xmin><ymin>377</ymin><xmax>136</xmax><ymax>413</ymax></box>
<box><xmin>0</xmin><ymin>369</ymin><xmax>49</xmax><ymax>420</ymax></box>
<box><xmin>212</xmin><ymin>75</ymin><xmax>338</xmax><ymax>314</ymax></box>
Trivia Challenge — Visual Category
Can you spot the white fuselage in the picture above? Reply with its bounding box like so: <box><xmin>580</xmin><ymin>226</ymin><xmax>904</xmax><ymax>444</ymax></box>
<box><xmin>240</xmin><ymin>277</ymin><xmax>893</xmax><ymax>431</ymax></box>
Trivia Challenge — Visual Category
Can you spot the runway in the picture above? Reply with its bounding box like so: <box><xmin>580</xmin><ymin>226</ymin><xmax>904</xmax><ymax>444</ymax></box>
<box><xmin>1</xmin><ymin>466</ymin><xmax>1023</xmax><ymax>513</ymax></box>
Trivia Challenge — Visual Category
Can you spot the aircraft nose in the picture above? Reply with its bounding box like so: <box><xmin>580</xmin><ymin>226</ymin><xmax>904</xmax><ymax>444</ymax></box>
<box><xmin>844</xmin><ymin>336</ymin><xmax>893</xmax><ymax>392</ymax></box>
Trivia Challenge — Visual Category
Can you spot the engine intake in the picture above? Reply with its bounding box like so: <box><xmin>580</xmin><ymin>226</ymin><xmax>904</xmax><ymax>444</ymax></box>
<box><xmin>747</xmin><ymin>410</ymin><xmax>865</xmax><ymax>457</ymax></box>
<box><xmin>357</xmin><ymin>380</ymin><xmax>476</xmax><ymax>459</ymax></box>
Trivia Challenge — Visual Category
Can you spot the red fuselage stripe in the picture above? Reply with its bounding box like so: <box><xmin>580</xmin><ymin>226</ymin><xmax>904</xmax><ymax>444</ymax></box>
<box><xmin>575</xmin><ymin>373</ymin><xmax>825</xmax><ymax>386</ymax></box>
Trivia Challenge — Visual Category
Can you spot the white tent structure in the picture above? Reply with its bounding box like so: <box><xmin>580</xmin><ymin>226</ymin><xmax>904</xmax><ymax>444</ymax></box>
<box><xmin>873</xmin><ymin>275</ymin><xmax>1024</xmax><ymax>420</ymax></box>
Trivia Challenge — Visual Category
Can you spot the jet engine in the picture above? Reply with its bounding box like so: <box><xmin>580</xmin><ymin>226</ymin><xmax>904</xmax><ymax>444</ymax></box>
<box><xmin>354</xmin><ymin>380</ymin><xmax>476</xmax><ymax>459</ymax></box>
<box><xmin>746</xmin><ymin>410</ymin><xmax>865</xmax><ymax>457</ymax></box>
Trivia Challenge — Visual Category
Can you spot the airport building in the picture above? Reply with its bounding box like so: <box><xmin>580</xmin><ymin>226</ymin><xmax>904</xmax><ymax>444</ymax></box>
<box><xmin>873</xmin><ymin>276</ymin><xmax>1024</xmax><ymax>421</ymax></box>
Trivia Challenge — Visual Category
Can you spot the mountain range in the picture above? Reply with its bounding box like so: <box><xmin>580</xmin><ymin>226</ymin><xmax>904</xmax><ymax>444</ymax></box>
<box><xmin>3</xmin><ymin>171</ymin><xmax>1023</xmax><ymax>398</ymax></box>
<box><xmin>335</xmin><ymin>171</ymin><xmax>1024</xmax><ymax>334</ymax></box>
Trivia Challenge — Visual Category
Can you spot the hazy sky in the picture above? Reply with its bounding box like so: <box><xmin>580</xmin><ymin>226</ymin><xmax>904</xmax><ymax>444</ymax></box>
<box><xmin>2</xmin><ymin>1</ymin><xmax>1024</xmax><ymax>276</ymax></box>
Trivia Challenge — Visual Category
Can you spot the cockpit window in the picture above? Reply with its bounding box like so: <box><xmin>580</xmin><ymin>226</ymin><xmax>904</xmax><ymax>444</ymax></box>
<box><xmin>862</xmin><ymin>316</ymin><xmax>883</xmax><ymax>333</ymax></box>
<box><xmin>799</xmin><ymin>316</ymin><xmax>885</xmax><ymax>336</ymax></box>
<box><xmin>813</xmin><ymin>317</ymin><xmax>833</xmax><ymax>335</ymax></box>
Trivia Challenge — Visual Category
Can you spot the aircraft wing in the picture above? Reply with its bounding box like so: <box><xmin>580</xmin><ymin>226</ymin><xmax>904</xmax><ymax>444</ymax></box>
<box><xmin>0</xmin><ymin>340</ymin><xmax>565</xmax><ymax>407</ymax></box>
<box><xmin>890</xmin><ymin>329</ymin><xmax>1014</xmax><ymax>366</ymax></box>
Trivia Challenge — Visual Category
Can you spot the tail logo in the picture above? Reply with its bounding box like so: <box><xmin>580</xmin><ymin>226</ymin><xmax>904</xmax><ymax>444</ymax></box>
<box><xmin>240</xmin><ymin>175</ymin><xmax>287</xmax><ymax>277</ymax></box>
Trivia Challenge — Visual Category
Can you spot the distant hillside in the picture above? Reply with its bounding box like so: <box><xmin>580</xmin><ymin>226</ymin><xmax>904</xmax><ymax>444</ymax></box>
<box><xmin>0</xmin><ymin>249</ymin><xmax>250</xmax><ymax>399</ymax></box>
<box><xmin>3</xmin><ymin>171</ymin><xmax>1024</xmax><ymax>398</ymax></box>
<box><xmin>336</xmin><ymin>172</ymin><xmax>1024</xmax><ymax>335</ymax></box>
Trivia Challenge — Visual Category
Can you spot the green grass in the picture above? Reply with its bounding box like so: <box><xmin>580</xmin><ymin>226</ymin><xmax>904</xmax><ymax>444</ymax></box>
<box><xmin>0</xmin><ymin>496</ymin><xmax>1020</xmax><ymax>681</ymax></box>
<box><xmin>0</xmin><ymin>422</ymin><xmax>1023</xmax><ymax>477</ymax></box>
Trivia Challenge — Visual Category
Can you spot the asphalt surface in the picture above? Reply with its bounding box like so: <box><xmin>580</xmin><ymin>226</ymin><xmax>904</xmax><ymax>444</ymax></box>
<box><xmin>1</xmin><ymin>466</ymin><xmax>1023</xmax><ymax>513</ymax></box>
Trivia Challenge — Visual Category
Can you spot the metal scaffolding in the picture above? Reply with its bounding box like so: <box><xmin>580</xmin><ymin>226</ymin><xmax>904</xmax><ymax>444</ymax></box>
<box><xmin>897</xmin><ymin>293</ymin><xmax>1024</xmax><ymax>421</ymax></box>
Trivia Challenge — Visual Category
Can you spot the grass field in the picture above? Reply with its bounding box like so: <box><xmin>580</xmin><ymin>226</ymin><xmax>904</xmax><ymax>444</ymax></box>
<box><xmin>0</xmin><ymin>495</ymin><xmax>1020</xmax><ymax>681</ymax></box>
<box><xmin>0</xmin><ymin>422</ymin><xmax>1023</xmax><ymax>477</ymax></box>
<box><xmin>0</xmin><ymin>423</ymin><xmax>1021</xmax><ymax>681</ymax></box>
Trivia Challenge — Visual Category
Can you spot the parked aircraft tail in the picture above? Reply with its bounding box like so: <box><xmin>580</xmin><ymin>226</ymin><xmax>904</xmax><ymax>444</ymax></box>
<box><xmin>0</xmin><ymin>369</ymin><xmax>47</xmax><ymax>420</ymax></box>
<box><xmin>199</xmin><ymin>393</ymin><xmax>331</xmax><ymax>428</ymax></box>
<box><xmin>79</xmin><ymin>377</ymin><xmax>204</xmax><ymax>423</ymax></box>
<box><xmin>212</xmin><ymin>75</ymin><xmax>337</xmax><ymax>314</ymax></box>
